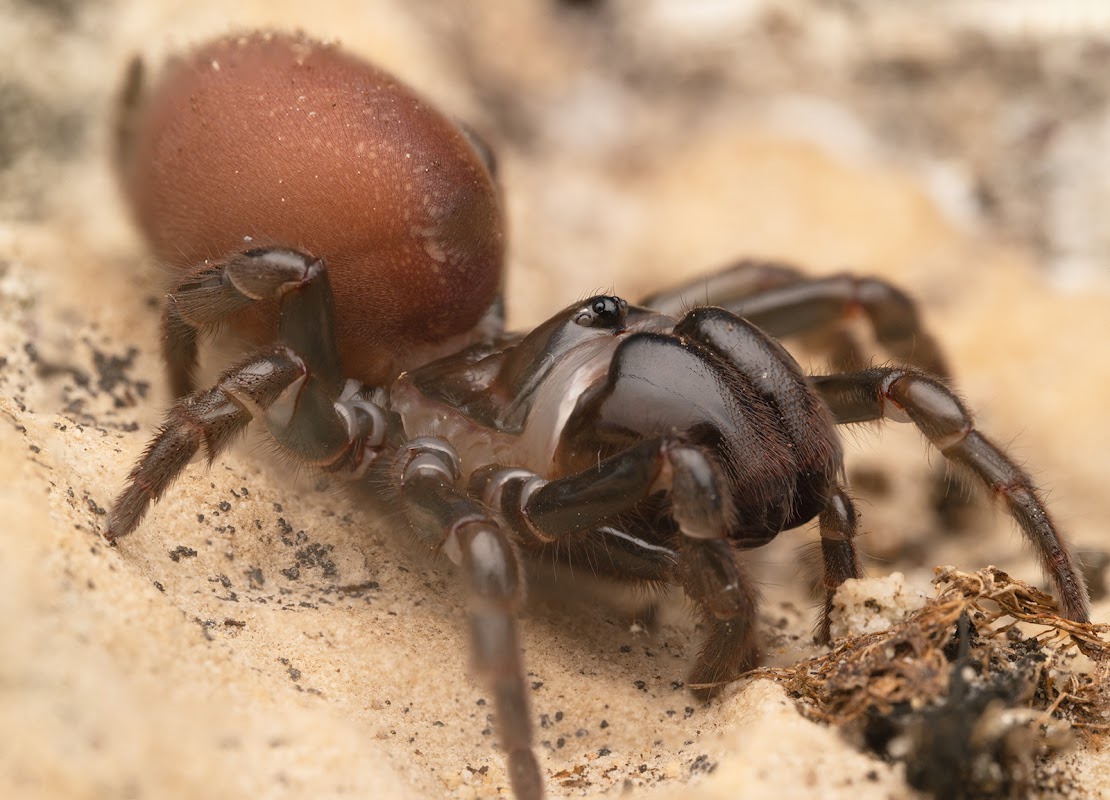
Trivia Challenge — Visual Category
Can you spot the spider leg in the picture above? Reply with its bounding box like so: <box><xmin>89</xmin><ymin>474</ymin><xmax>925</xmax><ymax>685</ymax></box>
<box><xmin>480</xmin><ymin>437</ymin><xmax>761</xmax><ymax>697</ymax></box>
<box><xmin>161</xmin><ymin>247</ymin><xmax>344</xmax><ymax>398</ymax></box>
<box><xmin>642</xmin><ymin>259</ymin><xmax>949</xmax><ymax>377</ymax></box>
<box><xmin>103</xmin><ymin>347</ymin><xmax>385</xmax><ymax>541</ymax></box>
<box><xmin>469</xmin><ymin>465</ymin><xmax>680</xmax><ymax>581</ymax></box>
<box><xmin>677</xmin><ymin>537</ymin><xmax>760</xmax><ymax>699</ymax></box>
<box><xmin>812</xmin><ymin>367</ymin><xmax>1090</xmax><ymax>622</ymax></box>
<box><xmin>489</xmin><ymin>438</ymin><xmax>727</xmax><ymax>544</ymax></box>
<box><xmin>105</xmin><ymin>251</ymin><xmax>387</xmax><ymax>541</ymax></box>
<box><xmin>393</xmin><ymin>438</ymin><xmax>543</xmax><ymax>800</ymax></box>
<box><xmin>641</xmin><ymin>259</ymin><xmax>804</xmax><ymax>315</ymax></box>
<box><xmin>670</xmin><ymin>307</ymin><xmax>865</xmax><ymax>644</ymax></box>
<box><xmin>816</xmin><ymin>489</ymin><xmax>862</xmax><ymax>644</ymax></box>
<box><xmin>647</xmin><ymin>261</ymin><xmax>980</xmax><ymax>528</ymax></box>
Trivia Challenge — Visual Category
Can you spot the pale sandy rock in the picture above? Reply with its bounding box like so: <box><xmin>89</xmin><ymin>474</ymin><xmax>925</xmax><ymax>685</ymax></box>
<box><xmin>829</xmin><ymin>573</ymin><xmax>929</xmax><ymax>640</ymax></box>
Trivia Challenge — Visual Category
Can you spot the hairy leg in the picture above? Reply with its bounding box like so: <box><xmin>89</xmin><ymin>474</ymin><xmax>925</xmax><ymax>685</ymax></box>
<box><xmin>393</xmin><ymin>438</ymin><xmax>543</xmax><ymax>800</ymax></box>
<box><xmin>105</xmin><ymin>251</ymin><xmax>385</xmax><ymax>540</ymax></box>
<box><xmin>813</xmin><ymin>367</ymin><xmax>1089</xmax><ymax>622</ymax></box>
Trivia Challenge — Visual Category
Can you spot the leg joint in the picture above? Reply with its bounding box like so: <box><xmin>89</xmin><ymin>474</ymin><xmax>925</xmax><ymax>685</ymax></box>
<box><xmin>818</xmin><ymin>489</ymin><xmax>857</xmax><ymax>541</ymax></box>
<box><xmin>396</xmin><ymin>437</ymin><xmax>461</xmax><ymax>485</ymax></box>
<box><xmin>662</xmin><ymin>441</ymin><xmax>731</xmax><ymax>541</ymax></box>
<box><xmin>450</xmin><ymin>520</ymin><xmax>521</xmax><ymax>603</ymax></box>
<box><xmin>470</xmin><ymin>466</ymin><xmax>553</xmax><ymax>545</ymax></box>
<box><xmin>226</xmin><ymin>248</ymin><xmax>323</xmax><ymax>300</ymax></box>
<box><xmin>882</xmin><ymin>370</ymin><xmax>972</xmax><ymax>449</ymax></box>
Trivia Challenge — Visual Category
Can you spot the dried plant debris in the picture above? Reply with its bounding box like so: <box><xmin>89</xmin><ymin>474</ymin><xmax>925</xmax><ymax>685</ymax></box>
<box><xmin>751</xmin><ymin>567</ymin><xmax>1110</xmax><ymax>799</ymax></box>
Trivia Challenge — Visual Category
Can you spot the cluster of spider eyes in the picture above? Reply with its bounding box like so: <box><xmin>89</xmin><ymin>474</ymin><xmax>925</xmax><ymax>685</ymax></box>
<box><xmin>574</xmin><ymin>296</ymin><xmax>628</xmax><ymax>328</ymax></box>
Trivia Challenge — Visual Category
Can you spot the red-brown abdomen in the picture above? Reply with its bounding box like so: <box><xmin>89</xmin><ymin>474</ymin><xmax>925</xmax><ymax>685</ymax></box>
<box><xmin>121</xmin><ymin>32</ymin><xmax>504</xmax><ymax>385</ymax></box>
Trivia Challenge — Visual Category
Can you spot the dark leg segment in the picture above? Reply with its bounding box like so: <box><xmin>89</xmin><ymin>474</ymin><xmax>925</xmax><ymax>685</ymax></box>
<box><xmin>726</xmin><ymin>276</ymin><xmax>949</xmax><ymax>376</ymax></box>
<box><xmin>643</xmin><ymin>260</ymin><xmax>950</xmax><ymax>377</ymax></box>
<box><xmin>394</xmin><ymin>439</ymin><xmax>543</xmax><ymax>800</ymax></box>
<box><xmin>162</xmin><ymin>247</ymin><xmax>341</xmax><ymax>398</ymax></box>
<box><xmin>475</xmin><ymin>439</ymin><xmax>764</xmax><ymax>695</ymax></box>
<box><xmin>106</xmin><ymin>347</ymin><xmax>294</xmax><ymax>540</ymax></box>
<box><xmin>678</xmin><ymin>537</ymin><xmax>761</xmax><ymax>699</ymax></box>
<box><xmin>498</xmin><ymin>438</ymin><xmax>733</xmax><ymax>545</ymax></box>
<box><xmin>467</xmin><ymin>466</ymin><xmax>678</xmax><ymax>581</ymax></box>
<box><xmin>812</xmin><ymin>367</ymin><xmax>1090</xmax><ymax>622</ymax></box>
<box><xmin>816</xmin><ymin>489</ymin><xmax>863</xmax><ymax>644</ymax></box>
<box><xmin>104</xmin><ymin>346</ymin><xmax>385</xmax><ymax>542</ymax></box>
<box><xmin>641</xmin><ymin>260</ymin><xmax>804</xmax><ymax>316</ymax></box>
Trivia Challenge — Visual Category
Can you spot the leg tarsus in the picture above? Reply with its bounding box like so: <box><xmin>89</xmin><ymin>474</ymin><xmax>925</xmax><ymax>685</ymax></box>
<box><xmin>677</xmin><ymin>537</ymin><xmax>760</xmax><ymax>700</ymax></box>
<box><xmin>816</xmin><ymin>488</ymin><xmax>862</xmax><ymax>645</ymax></box>
<box><xmin>105</xmin><ymin>347</ymin><xmax>385</xmax><ymax>542</ymax></box>
<box><xmin>103</xmin><ymin>377</ymin><xmax>262</xmax><ymax>541</ymax></box>
<box><xmin>944</xmin><ymin>431</ymin><xmax>1089</xmax><ymax>622</ymax></box>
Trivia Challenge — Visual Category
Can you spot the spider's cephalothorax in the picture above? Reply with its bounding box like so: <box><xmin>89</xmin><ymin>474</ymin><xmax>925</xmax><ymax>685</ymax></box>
<box><xmin>104</xmin><ymin>32</ymin><xmax>1089</xmax><ymax>800</ymax></box>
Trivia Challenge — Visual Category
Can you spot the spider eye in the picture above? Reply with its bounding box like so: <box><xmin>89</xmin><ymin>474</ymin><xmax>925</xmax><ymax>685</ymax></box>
<box><xmin>575</xmin><ymin>295</ymin><xmax>628</xmax><ymax>329</ymax></box>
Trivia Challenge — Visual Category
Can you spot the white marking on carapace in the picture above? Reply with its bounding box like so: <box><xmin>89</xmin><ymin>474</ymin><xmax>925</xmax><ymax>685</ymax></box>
<box><xmin>390</xmin><ymin>312</ymin><xmax>676</xmax><ymax>480</ymax></box>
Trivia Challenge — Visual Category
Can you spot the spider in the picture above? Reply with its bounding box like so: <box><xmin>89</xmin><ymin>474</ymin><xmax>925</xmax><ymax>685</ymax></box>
<box><xmin>104</xmin><ymin>32</ymin><xmax>1090</xmax><ymax>800</ymax></box>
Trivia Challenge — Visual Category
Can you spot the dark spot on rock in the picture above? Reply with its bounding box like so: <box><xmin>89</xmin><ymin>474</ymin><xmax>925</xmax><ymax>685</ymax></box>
<box><xmin>338</xmin><ymin>580</ymin><xmax>380</xmax><ymax>596</ymax></box>
<box><xmin>295</xmin><ymin>542</ymin><xmax>337</xmax><ymax>578</ymax></box>
<box><xmin>690</xmin><ymin>754</ymin><xmax>716</xmax><ymax>774</ymax></box>
<box><xmin>169</xmin><ymin>545</ymin><xmax>197</xmax><ymax>562</ymax></box>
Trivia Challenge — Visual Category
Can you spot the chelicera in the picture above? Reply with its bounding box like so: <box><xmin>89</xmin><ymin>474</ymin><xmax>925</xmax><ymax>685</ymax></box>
<box><xmin>104</xmin><ymin>31</ymin><xmax>1090</xmax><ymax>800</ymax></box>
